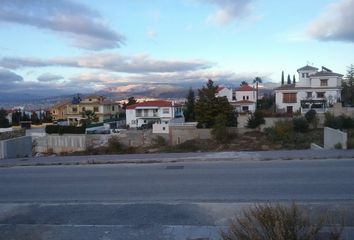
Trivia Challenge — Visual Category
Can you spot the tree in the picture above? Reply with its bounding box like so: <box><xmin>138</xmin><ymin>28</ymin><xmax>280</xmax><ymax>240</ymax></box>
<box><xmin>195</xmin><ymin>79</ymin><xmax>236</xmax><ymax>128</ymax></box>
<box><xmin>253</xmin><ymin>77</ymin><xmax>262</xmax><ymax>109</ymax></box>
<box><xmin>240</xmin><ymin>81</ymin><xmax>248</xmax><ymax>86</ymax></box>
<box><xmin>346</xmin><ymin>64</ymin><xmax>354</xmax><ymax>87</ymax></box>
<box><xmin>184</xmin><ymin>87</ymin><xmax>196</xmax><ymax>122</ymax></box>
<box><xmin>281</xmin><ymin>71</ymin><xmax>285</xmax><ymax>85</ymax></box>
<box><xmin>342</xmin><ymin>64</ymin><xmax>354</xmax><ymax>106</ymax></box>
<box><xmin>11</xmin><ymin>109</ymin><xmax>21</xmax><ymax>126</ymax></box>
<box><xmin>293</xmin><ymin>74</ymin><xmax>296</xmax><ymax>84</ymax></box>
<box><xmin>211</xmin><ymin>114</ymin><xmax>228</xmax><ymax>143</ymax></box>
<box><xmin>246</xmin><ymin>110</ymin><xmax>265</xmax><ymax>129</ymax></box>
<box><xmin>81</xmin><ymin>110</ymin><xmax>98</xmax><ymax>126</ymax></box>
<box><xmin>0</xmin><ymin>108</ymin><xmax>10</xmax><ymax>128</ymax></box>
<box><xmin>123</xmin><ymin>97</ymin><xmax>137</xmax><ymax>110</ymax></box>
<box><xmin>287</xmin><ymin>74</ymin><xmax>291</xmax><ymax>84</ymax></box>
<box><xmin>30</xmin><ymin>111</ymin><xmax>40</xmax><ymax>125</ymax></box>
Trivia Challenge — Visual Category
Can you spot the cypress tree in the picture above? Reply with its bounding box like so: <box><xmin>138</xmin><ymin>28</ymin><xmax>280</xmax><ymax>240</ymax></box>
<box><xmin>287</xmin><ymin>74</ymin><xmax>291</xmax><ymax>84</ymax></box>
<box><xmin>281</xmin><ymin>71</ymin><xmax>285</xmax><ymax>85</ymax></box>
<box><xmin>293</xmin><ymin>75</ymin><xmax>296</xmax><ymax>84</ymax></box>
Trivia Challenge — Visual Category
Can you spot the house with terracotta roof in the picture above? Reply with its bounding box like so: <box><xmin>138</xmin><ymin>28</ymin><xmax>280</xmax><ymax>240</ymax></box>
<box><xmin>126</xmin><ymin>100</ymin><xmax>184</xmax><ymax>129</ymax></box>
<box><xmin>216</xmin><ymin>84</ymin><xmax>257</xmax><ymax>113</ymax></box>
<box><xmin>275</xmin><ymin>65</ymin><xmax>343</xmax><ymax>114</ymax></box>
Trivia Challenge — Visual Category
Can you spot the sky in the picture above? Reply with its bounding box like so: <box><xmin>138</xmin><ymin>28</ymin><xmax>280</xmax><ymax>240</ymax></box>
<box><xmin>0</xmin><ymin>0</ymin><xmax>354</xmax><ymax>97</ymax></box>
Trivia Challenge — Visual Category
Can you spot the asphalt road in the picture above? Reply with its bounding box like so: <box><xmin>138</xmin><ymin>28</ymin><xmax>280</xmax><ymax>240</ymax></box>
<box><xmin>0</xmin><ymin>159</ymin><xmax>353</xmax><ymax>240</ymax></box>
<box><xmin>0</xmin><ymin>159</ymin><xmax>353</xmax><ymax>203</ymax></box>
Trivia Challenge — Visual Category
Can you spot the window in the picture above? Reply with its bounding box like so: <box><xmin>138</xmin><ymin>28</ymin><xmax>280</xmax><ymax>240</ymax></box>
<box><xmin>307</xmin><ymin>92</ymin><xmax>312</xmax><ymax>98</ymax></box>
<box><xmin>112</xmin><ymin>106</ymin><xmax>115</xmax><ymax>111</ymax></box>
<box><xmin>246</xmin><ymin>96</ymin><xmax>249</xmax><ymax>100</ymax></box>
<box><xmin>82</xmin><ymin>107</ymin><xmax>85</xmax><ymax>112</ymax></box>
<box><xmin>243</xmin><ymin>96</ymin><xmax>246</xmax><ymax>100</ymax></box>
<box><xmin>242</xmin><ymin>106</ymin><xmax>249</xmax><ymax>112</ymax></box>
<box><xmin>283</xmin><ymin>93</ymin><xmax>297</xmax><ymax>103</ymax></box>
<box><xmin>72</xmin><ymin>107</ymin><xmax>77</xmax><ymax>113</ymax></box>
<box><xmin>320</xmin><ymin>79</ymin><xmax>328</xmax><ymax>86</ymax></box>
<box><xmin>302</xmin><ymin>73</ymin><xmax>305</xmax><ymax>78</ymax></box>
<box><xmin>317</xmin><ymin>92</ymin><xmax>325</xmax><ymax>98</ymax></box>
<box><xmin>162</xmin><ymin>127</ymin><xmax>166</xmax><ymax>131</ymax></box>
<box><xmin>162</xmin><ymin>108</ymin><xmax>170</xmax><ymax>114</ymax></box>
<box><xmin>93</xmin><ymin>106</ymin><xmax>99</xmax><ymax>112</ymax></box>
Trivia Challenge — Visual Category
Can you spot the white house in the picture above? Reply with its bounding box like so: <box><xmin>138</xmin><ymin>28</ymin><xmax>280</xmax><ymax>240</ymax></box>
<box><xmin>126</xmin><ymin>100</ymin><xmax>184</xmax><ymax>129</ymax></box>
<box><xmin>275</xmin><ymin>65</ymin><xmax>343</xmax><ymax>114</ymax></box>
<box><xmin>216</xmin><ymin>85</ymin><xmax>257</xmax><ymax>113</ymax></box>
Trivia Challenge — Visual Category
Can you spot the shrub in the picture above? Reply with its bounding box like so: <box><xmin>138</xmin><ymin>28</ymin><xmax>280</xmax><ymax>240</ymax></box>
<box><xmin>339</xmin><ymin>115</ymin><xmax>354</xmax><ymax>129</ymax></box>
<box><xmin>107</xmin><ymin>136</ymin><xmax>123</xmax><ymax>153</ymax></box>
<box><xmin>334</xmin><ymin>142</ymin><xmax>343</xmax><ymax>149</ymax></box>
<box><xmin>246</xmin><ymin>110</ymin><xmax>265</xmax><ymax>129</ymax></box>
<box><xmin>220</xmin><ymin>204</ymin><xmax>342</xmax><ymax>240</ymax></box>
<box><xmin>274</xmin><ymin>120</ymin><xmax>293</xmax><ymax>141</ymax></box>
<box><xmin>293</xmin><ymin>117</ymin><xmax>309</xmax><ymax>132</ymax></box>
<box><xmin>45</xmin><ymin>125</ymin><xmax>85</xmax><ymax>134</ymax></box>
<box><xmin>325</xmin><ymin>112</ymin><xmax>354</xmax><ymax>130</ymax></box>
<box><xmin>212</xmin><ymin>114</ymin><xmax>229</xmax><ymax>143</ymax></box>
<box><xmin>152</xmin><ymin>135</ymin><xmax>168</xmax><ymax>147</ymax></box>
<box><xmin>305</xmin><ymin>109</ymin><xmax>317</xmax><ymax>123</ymax></box>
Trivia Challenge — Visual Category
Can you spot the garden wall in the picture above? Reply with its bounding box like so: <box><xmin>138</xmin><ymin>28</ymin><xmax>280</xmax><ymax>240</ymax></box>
<box><xmin>0</xmin><ymin>136</ymin><xmax>32</xmax><ymax>159</ymax></box>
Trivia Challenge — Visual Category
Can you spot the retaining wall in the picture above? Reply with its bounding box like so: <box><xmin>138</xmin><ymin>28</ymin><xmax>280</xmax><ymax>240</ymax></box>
<box><xmin>324</xmin><ymin>127</ymin><xmax>347</xmax><ymax>149</ymax></box>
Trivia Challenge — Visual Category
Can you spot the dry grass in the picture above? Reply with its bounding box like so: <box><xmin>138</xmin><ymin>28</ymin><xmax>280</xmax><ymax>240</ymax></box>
<box><xmin>220</xmin><ymin>204</ymin><xmax>342</xmax><ymax>240</ymax></box>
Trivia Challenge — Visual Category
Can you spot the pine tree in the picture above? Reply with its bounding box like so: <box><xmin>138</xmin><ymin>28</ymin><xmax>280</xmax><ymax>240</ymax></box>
<box><xmin>30</xmin><ymin>111</ymin><xmax>40</xmax><ymax>125</ymax></box>
<box><xmin>195</xmin><ymin>79</ymin><xmax>236</xmax><ymax>128</ymax></box>
<box><xmin>0</xmin><ymin>108</ymin><xmax>10</xmax><ymax>128</ymax></box>
<box><xmin>184</xmin><ymin>88</ymin><xmax>195</xmax><ymax>122</ymax></box>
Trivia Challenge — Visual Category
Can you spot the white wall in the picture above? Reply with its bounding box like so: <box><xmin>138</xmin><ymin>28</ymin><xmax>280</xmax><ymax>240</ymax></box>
<box><xmin>126</xmin><ymin>109</ymin><xmax>136</xmax><ymax>128</ymax></box>
<box><xmin>153</xmin><ymin>123</ymin><xmax>169</xmax><ymax>134</ymax></box>
<box><xmin>324</xmin><ymin>127</ymin><xmax>347</xmax><ymax>149</ymax></box>
<box><xmin>217</xmin><ymin>88</ymin><xmax>233</xmax><ymax>101</ymax></box>
<box><xmin>235</xmin><ymin>91</ymin><xmax>256</xmax><ymax>102</ymax></box>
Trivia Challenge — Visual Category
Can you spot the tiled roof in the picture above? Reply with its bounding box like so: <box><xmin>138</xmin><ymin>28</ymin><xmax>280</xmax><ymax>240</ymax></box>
<box><xmin>126</xmin><ymin>100</ymin><xmax>176</xmax><ymax>109</ymax></box>
<box><xmin>236</xmin><ymin>85</ymin><xmax>256</xmax><ymax>91</ymax></box>
<box><xmin>217</xmin><ymin>87</ymin><xmax>225</xmax><ymax>92</ymax></box>
<box><xmin>309</xmin><ymin>71</ymin><xmax>343</xmax><ymax>77</ymax></box>
<box><xmin>297</xmin><ymin>65</ymin><xmax>318</xmax><ymax>72</ymax></box>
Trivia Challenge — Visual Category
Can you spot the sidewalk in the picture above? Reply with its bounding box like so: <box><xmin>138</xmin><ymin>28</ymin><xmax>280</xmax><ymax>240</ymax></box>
<box><xmin>1</xmin><ymin>149</ymin><xmax>354</xmax><ymax>168</ymax></box>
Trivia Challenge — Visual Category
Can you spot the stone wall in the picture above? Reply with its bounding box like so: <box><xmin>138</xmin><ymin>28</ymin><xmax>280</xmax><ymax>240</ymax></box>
<box><xmin>169</xmin><ymin>125</ymin><xmax>211</xmax><ymax>146</ymax></box>
<box><xmin>0</xmin><ymin>136</ymin><xmax>32</xmax><ymax>159</ymax></box>
<box><xmin>324</xmin><ymin>127</ymin><xmax>347</xmax><ymax>149</ymax></box>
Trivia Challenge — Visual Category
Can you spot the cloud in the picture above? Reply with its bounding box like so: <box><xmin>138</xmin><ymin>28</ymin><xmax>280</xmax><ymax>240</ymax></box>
<box><xmin>0</xmin><ymin>53</ymin><xmax>213</xmax><ymax>74</ymax></box>
<box><xmin>0</xmin><ymin>68</ymin><xmax>23</xmax><ymax>89</ymax></box>
<box><xmin>37</xmin><ymin>73</ymin><xmax>64</xmax><ymax>82</ymax></box>
<box><xmin>0</xmin><ymin>0</ymin><xmax>124</xmax><ymax>50</ymax></box>
<box><xmin>308</xmin><ymin>0</ymin><xmax>354</xmax><ymax>43</ymax></box>
<box><xmin>202</xmin><ymin>0</ymin><xmax>254</xmax><ymax>25</ymax></box>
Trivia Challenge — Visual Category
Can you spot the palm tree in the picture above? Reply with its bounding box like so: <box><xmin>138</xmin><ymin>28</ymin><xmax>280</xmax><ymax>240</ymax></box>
<box><xmin>253</xmin><ymin>77</ymin><xmax>262</xmax><ymax>109</ymax></box>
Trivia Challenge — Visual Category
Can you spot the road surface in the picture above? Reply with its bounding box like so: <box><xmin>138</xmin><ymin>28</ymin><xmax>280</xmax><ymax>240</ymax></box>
<box><xmin>0</xmin><ymin>158</ymin><xmax>353</xmax><ymax>240</ymax></box>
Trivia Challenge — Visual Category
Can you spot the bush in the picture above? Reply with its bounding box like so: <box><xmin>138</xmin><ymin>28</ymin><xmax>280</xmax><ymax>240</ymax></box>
<box><xmin>45</xmin><ymin>125</ymin><xmax>86</xmax><ymax>134</ymax></box>
<box><xmin>152</xmin><ymin>135</ymin><xmax>168</xmax><ymax>147</ymax></box>
<box><xmin>246</xmin><ymin>110</ymin><xmax>265</xmax><ymax>129</ymax></box>
<box><xmin>293</xmin><ymin>117</ymin><xmax>309</xmax><ymax>132</ymax></box>
<box><xmin>107</xmin><ymin>136</ymin><xmax>123</xmax><ymax>153</ymax></box>
<box><xmin>220</xmin><ymin>204</ymin><xmax>342</xmax><ymax>240</ymax></box>
<box><xmin>325</xmin><ymin>112</ymin><xmax>354</xmax><ymax>130</ymax></box>
<box><xmin>305</xmin><ymin>109</ymin><xmax>317</xmax><ymax>123</ymax></box>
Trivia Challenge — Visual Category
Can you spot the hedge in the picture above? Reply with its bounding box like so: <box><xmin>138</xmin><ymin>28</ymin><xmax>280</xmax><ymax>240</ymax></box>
<box><xmin>45</xmin><ymin>125</ymin><xmax>86</xmax><ymax>134</ymax></box>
